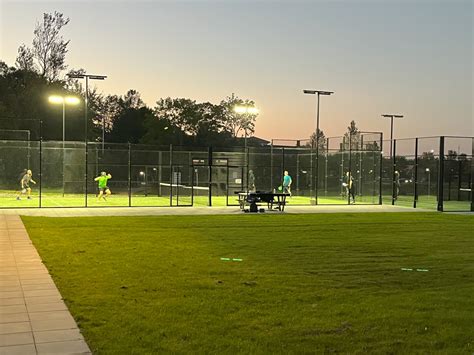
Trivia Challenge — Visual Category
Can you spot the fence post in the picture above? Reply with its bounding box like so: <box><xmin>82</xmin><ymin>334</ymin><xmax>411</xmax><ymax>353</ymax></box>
<box><xmin>282</xmin><ymin>147</ymin><xmax>285</xmax><ymax>195</ymax></box>
<box><xmin>471</xmin><ymin>137</ymin><xmax>474</xmax><ymax>212</ymax></box>
<box><xmin>208</xmin><ymin>146</ymin><xmax>212</xmax><ymax>207</ymax></box>
<box><xmin>325</xmin><ymin>138</ymin><xmax>329</xmax><ymax>196</ymax></box>
<box><xmin>85</xmin><ymin>142</ymin><xmax>88</xmax><ymax>207</ymax></box>
<box><xmin>270</xmin><ymin>140</ymin><xmax>273</xmax><ymax>192</ymax></box>
<box><xmin>414</xmin><ymin>138</ymin><xmax>418</xmax><ymax>208</ymax></box>
<box><xmin>169</xmin><ymin>144</ymin><xmax>173</xmax><ymax>207</ymax></box>
<box><xmin>315</xmin><ymin>137</ymin><xmax>319</xmax><ymax>205</ymax></box>
<box><xmin>437</xmin><ymin>136</ymin><xmax>445</xmax><ymax>212</ymax></box>
<box><xmin>39</xmin><ymin>140</ymin><xmax>42</xmax><ymax>208</ymax></box>
<box><xmin>348</xmin><ymin>133</ymin><xmax>352</xmax><ymax>205</ymax></box>
<box><xmin>128</xmin><ymin>143</ymin><xmax>132</xmax><ymax>207</ymax></box>
<box><xmin>246</xmin><ymin>146</ymin><xmax>249</xmax><ymax>192</ymax></box>
<box><xmin>392</xmin><ymin>139</ymin><xmax>397</xmax><ymax>205</ymax></box>
<box><xmin>378</xmin><ymin>133</ymin><xmax>383</xmax><ymax>205</ymax></box>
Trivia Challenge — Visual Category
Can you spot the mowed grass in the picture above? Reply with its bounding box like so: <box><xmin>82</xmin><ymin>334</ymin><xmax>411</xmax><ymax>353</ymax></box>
<box><xmin>23</xmin><ymin>213</ymin><xmax>473</xmax><ymax>354</ymax></box>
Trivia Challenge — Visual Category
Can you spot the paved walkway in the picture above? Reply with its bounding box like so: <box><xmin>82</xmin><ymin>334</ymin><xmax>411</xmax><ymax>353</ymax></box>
<box><xmin>0</xmin><ymin>204</ymin><xmax>432</xmax><ymax>217</ymax></box>
<box><xmin>0</xmin><ymin>215</ymin><xmax>90</xmax><ymax>355</ymax></box>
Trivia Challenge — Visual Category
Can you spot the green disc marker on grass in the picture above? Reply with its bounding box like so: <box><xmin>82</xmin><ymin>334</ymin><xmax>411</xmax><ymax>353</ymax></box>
<box><xmin>220</xmin><ymin>257</ymin><xmax>243</xmax><ymax>262</ymax></box>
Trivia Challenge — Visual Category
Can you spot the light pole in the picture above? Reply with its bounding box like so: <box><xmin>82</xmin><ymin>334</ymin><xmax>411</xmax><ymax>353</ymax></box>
<box><xmin>381</xmin><ymin>114</ymin><xmax>404</xmax><ymax>160</ymax></box>
<box><xmin>67</xmin><ymin>73</ymin><xmax>107</xmax><ymax>144</ymax></box>
<box><xmin>48</xmin><ymin>95</ymin><xmax>80</xmax><ymax>196</ymax></box>
<box><xmin>48</xmin><ymin>95</ymin><xmax>81</xmax><ymax>143</ymax></box>
<box><xmin>303</xmin><ymin>90</ymin><xmax>334</xmax><ymax>205</ymax></box>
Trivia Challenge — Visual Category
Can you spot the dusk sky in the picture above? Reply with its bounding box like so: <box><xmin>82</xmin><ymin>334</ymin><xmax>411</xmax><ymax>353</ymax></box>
<box><xmin>1</xmin><ymin>0</ymin><xmax>472</xmax><ymax>141</ymax></box>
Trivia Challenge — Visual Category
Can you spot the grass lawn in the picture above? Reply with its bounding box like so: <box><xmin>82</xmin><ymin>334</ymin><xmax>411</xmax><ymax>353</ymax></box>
<box><xmin>23</xmin><ymin>213</ymin><xmax>473</xmax><ymax>354</ymax></box>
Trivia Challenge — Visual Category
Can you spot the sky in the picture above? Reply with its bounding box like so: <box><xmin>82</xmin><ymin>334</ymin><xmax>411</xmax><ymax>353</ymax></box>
<box><xmin>0</xmin><ymin>0</ymin><xmax>472</xmax><ymax>142</ymax></box>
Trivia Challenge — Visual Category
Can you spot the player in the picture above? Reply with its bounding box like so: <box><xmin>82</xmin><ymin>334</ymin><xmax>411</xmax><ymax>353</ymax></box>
<box><xmin>394</xmin><ymin>170</ymin><xmax>400</xmax><ymax>201</ymax></box>
<box><xmin>282</xmin><ymin>170</ymin><xmax>292</xmax><ymax>196</ymax></box>
<box><xmin>16</xmin><ymin>169</ymin><xmax>36</xmax><ymax>200</ymax></box>
<box><xmin>94</xmin><ymin>172</ymin><xmax>112</xmax><ymax>201</ymax></box>
<box><xmin>343</xmin><ymin>171</ymin><xmax>355</xmax><ymax>204</ymax></box>
<box><xmin>248</xmin><ymin>170</ymin><xmax>256</xmax><ymax>192</ymax></box>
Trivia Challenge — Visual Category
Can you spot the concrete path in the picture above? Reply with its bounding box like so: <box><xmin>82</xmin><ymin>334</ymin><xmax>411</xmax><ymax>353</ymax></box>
<box><xmin>0</xmin><ymin>204</ymin><xmax>432</xmax><ymax>217</ymax></box>
<box><xmin>0</xmin><ymin>215</ymin><xmax>90</xmax><ymax>355</ymax></box>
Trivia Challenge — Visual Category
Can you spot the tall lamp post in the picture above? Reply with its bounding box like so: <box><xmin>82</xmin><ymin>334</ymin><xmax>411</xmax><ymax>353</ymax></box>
<box><xmin>303</xmin><ymin>90</ymin><xmax>334</xmax><ymax>205</ymax></box>
<box><xmin>48</xmin><ymin>95</ymin><xmax>81</xmax><ymax>196</ymax></box>
<box><xmin>67</xmin><ymin>73</ymin><xmax>107</xmax><ymax>145</ymax></box>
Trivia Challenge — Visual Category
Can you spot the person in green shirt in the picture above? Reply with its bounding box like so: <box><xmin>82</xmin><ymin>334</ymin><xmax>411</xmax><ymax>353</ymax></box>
<box><xmin>94</xmin><ymin>171</ymin><xmax>112</xmax><ymax>201</ymax></box>
<box><xmin>282</xmin><ymin>170</ymin><xmax>292</xmax><ymax>196</ymax></box>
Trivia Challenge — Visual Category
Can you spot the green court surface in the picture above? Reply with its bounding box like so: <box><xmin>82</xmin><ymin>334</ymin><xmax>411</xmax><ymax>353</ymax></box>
<box><xmin>3</xmin><ymin>191</ymin><xmax>470</xmax><ymax>210</ymax></box>
<box><xmin>383</xmin><ymin>195</ymin><xmax>472</xmax><ymax>211</ymax></box>
<box><xmin>23</xmin><ymin>213</ymin><xmax>474</xmax><ymax>354</ymax></box>
<box><xmin>1</xmin><ymin>190</ymin><xmax>383</xmax><ymax>208</ymax></box>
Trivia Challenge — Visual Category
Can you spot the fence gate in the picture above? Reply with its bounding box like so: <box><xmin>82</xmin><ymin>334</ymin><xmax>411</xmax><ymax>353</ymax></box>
<box><xmin>170</xmin><ymin>165</ymin><xmax>193</xmax><ymax>206</ymax></box>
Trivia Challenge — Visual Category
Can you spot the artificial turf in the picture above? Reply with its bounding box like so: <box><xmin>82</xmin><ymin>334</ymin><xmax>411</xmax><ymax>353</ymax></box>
<box><xmin>22</xmin><ymin>213</ymin><xmax>473</xmax><ymax>354</ymax></box>
<box><xmin>4</xmin><ymin>190</ymin><xmax>461</xmax><ymax>209</ymax></box>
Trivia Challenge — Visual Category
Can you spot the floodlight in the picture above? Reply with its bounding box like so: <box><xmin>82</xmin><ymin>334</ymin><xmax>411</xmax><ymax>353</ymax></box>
<box><xmin>48</xmin><ymin>96</ymin><xmax>64</xmax><ymax>104</ymax></box>
<box><xmin>67</xmin><ymin>74</ymin><xmax>85</xmax><ymax>79</ymax></box>
<box><xmin>65</xmin><ymin>96</ymin><xmax>80</xmax><ymax>105</ymax></box>
<box><xmin>382</xmin><ymin>114</ymin><xmax>404</xmax><ymax>119</ymax></box>
<box><xmin>234</xmin><ymin>106</ymin><xmax>247</xmax><ymax>114</ymax></box>
<box><xmin>87</xmin><ymin>75</ymin><xmax>107</xmax><ymax>80</ymax></box>
<box><xmin>303</xmin><ymin>90</ymin><xmax>333</xmax><ymax>95</ymax></box>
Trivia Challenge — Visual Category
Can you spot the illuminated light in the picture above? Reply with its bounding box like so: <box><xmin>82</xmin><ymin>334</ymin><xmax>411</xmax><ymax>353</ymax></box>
<box><xmin>247</xmin><ymin>107</ymin><xmax>259</xmax><ymax>115</ymax></box>
<box><xmin>234</xmin><ymin>105</ymin><xmax>259</xmax><ymax>115</ymax></box>
<box><xmin>425</xmin><ymin>168</ymin><xmax>430</xmax><ymax>172</ymax></box>
<box><xmin>233</xmin><ymin>106</ymin><xmax>247</xmax><ymax>114</ymax></box>
<box><xmin>49</xmin><ymin>95</ymin><xmax>80</xmax><ymax>105</ymax></box>
<box><xmin>48</xmin><ymin>96</ymin><xmax>64</xmax><ymax>104</ymax></box>
<box><xmin>139</xmin><ymin>171</ymin><xmax>145</xmax><ymax>176</ymax></box>
<box><xmin>65</xmin><ymin>96</ymin><xmax>80</xmax><ymax>105</ymax></box>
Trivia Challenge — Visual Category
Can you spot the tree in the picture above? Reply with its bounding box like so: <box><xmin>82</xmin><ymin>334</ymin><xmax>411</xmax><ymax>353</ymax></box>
<box><xmin>306</xmin><ymin>129</ymin><xmax>326</xmax><ymax>152</ymax></box>
<box><xmin>15</xmin><ymin>45</ymin><xmax>35</xmax><ymax>72</ymax></box>
<box><xmin>219</xmin><ymin>94</ymin><xmax>258</xmax><ymax>138</ymax></box>
<box><xmin>342</xmin><ymin>120</ymin><xmax>361</xmax><ymax>150</ymax></box>
<box><xmin>446</xmin><ymin>150</ymin><xmax>458</xmax><ymax>161</ymax></box>
<box><xmin>105</xmin><ymin>91</ymin><xmax>149</xmax><ymax>144</ymax></box>
<box><xmin>123</xmin><ymin>90</ymin><xmax>144</xmax><ymax>109</ymax></box>
<box><xmin>16</xmin><ymin>12</ymin><xmax>70</xmax><ymax>81</ymax></box>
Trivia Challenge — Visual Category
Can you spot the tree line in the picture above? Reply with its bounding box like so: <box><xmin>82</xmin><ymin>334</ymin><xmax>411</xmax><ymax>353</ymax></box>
<box><xmin>0</xmin><ymin>11</ymin><xmax>371</xmax><ymax>149</ymax></box>
<box><xmin>0</xmin><ymin>12</ymin><xmax>259</xmax><ymax>147</ymax></box>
